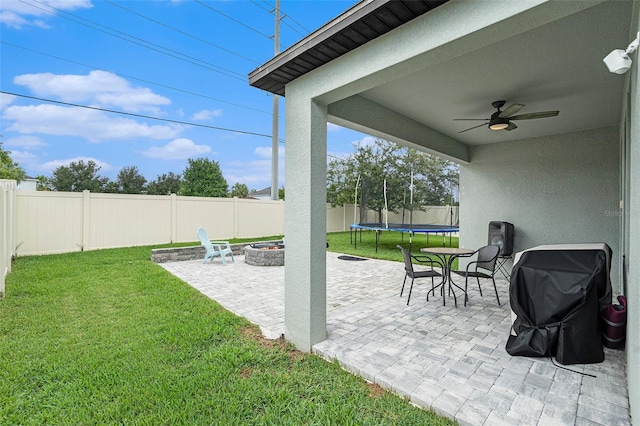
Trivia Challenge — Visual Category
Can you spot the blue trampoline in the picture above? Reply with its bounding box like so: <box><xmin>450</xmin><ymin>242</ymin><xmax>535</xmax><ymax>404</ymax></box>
<box><xmin>350</xmin><ymin>222</ymin><xmax>459</xmax><ymax>251</ymax></box>
<box><xmin>348</xmin><ymin>170</ymin><xmax>459</xmax><ymax>252</ymax></box>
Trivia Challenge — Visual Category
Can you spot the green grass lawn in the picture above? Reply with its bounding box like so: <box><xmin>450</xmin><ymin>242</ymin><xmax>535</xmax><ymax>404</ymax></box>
<box><xmin>327</xmin><ymin>230</ymin><xmax>459</xmax><ymax>265</ymax></box>
<box><xmin>1</xmin><ymin>244</ymin><xmax>454</xmax><ymax>425</ymax></box>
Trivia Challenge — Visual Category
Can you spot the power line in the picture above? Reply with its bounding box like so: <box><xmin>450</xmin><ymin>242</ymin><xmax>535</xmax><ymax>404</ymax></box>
<box><xmin>18</xmin><ymin>0</ymin><xmax>247</xmax><ymax>81</ymax></box>
<box><xmin>280</xmin><ymin>17</ymin><xmax>306</xmax><ymax>38</ymax></box>
<box><xmin>194</xmin><ymin>0</ymin><xmax>272</xmax><ymax>40</ymax></box>
<box><xmin>249</xmin><ymin>0</ymin><xmax>273</xmax><ymax>15</ymax></box>
<box><xmin>250</xmin><ymin>0</ymin><xmax>301</xmax><ymax>37</ymax></box>
<box><xmin>258</xmin><ymin>0</ymin><xmax>309</xmax><ymax>34</ymax></box>
<box><xmin>103</xmin><ymin>0</ymin><xmax>261</xmax><ymax>66</ymax></box>
<box><xmin>2</xmin><ymin>91</ymin><xmax>273</xmax><ymax>139</ymax></box>
<box><xmin>249</xmin><ymin>0</ymin><xmax>306</xmax><ymax>49</ymax></box>
<box><xmin>1</xmin><ymin>41</ymin><xmax>271</xmax><ymax>116</ymax></box>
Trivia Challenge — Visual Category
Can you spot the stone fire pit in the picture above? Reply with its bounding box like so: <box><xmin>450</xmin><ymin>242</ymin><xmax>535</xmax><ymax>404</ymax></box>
<box><xmin>244</xmin><ymin>242</ymin><xmax>285</xmax><ymax>266</ymax></box>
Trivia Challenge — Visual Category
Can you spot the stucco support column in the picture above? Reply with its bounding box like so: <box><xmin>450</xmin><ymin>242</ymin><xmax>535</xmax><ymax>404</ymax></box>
<box><xmin>284</xmin><ymin>91</ymin><xmax>327</xmax><ymax>352</ymax></box>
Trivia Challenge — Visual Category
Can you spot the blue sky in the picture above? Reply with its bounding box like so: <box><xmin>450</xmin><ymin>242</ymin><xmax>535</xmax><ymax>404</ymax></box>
<box><xmin>0</xmin><ymin>0</ymin><xmax>371</xmax><ymax>191</ymax></box>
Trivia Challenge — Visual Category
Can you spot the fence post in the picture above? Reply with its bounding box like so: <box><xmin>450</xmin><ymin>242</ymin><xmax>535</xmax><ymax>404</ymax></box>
<box><xmin>1</xmin><ymin>180</ymin><xmax>17</xmax><ymax>299</ymax></box>
<box><xmin>233</xmin><ymin>196</ymin><xmax>239</xmax><ymax>239</ymax></box>
<box><xmin>170</xmin><ymin>193</ymin><xmax>177</xmax><ymax>243</ymax></box>
<box><xmin>279</xmin><ymin>199</ymin><xmax>285</xmax><ymax>235</ymax></box>
<box><xmin>82</xmin><ymin>190</ymin><xmax>90</xmax><ymax>251</ymax></box>
<box><xmin>1</xmin><ymin>183</ymin><xmax>7</xmax><ymax>299</ymax></box>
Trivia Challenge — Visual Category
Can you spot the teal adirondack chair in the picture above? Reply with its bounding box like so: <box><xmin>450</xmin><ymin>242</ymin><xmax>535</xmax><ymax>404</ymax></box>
<box><xmin>196</xmin><ymin>227</ymin><xmax>234</xmax><ymax>265</ymax></box>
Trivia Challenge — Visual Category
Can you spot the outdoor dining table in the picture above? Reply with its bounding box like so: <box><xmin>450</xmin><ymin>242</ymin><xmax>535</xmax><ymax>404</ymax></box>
<box><xmin>420</xmin><ymin>246</ymin><xmax>475</xmax><ymax>307</ymax></box>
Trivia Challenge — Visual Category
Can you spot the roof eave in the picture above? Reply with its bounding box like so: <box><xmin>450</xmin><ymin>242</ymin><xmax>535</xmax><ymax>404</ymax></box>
<box><xmin>248</xmin><ymin>0</ymin><xmax>448</xmax><ymax>96</ymax></box>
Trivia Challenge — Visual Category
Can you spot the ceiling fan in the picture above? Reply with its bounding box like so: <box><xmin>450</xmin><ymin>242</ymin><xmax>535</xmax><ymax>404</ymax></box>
<box><xmin>454</xmin><ymin>100</ymin><xmax>559</xmax><ymax>133</ymax></box>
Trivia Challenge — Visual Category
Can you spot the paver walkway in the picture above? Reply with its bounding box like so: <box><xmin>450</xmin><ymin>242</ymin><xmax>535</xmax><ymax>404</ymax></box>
<box><xmin>161</xmin><ymin>252</ymin><xmax>630</xmax><ymax>426</ymax></box>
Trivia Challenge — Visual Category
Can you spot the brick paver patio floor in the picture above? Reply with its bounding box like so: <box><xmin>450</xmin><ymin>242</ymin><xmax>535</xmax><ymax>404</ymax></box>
<box><xmin>161</xmin><ymin>252</ymin><xmax>629</xmax><ymax>426</ymax></box>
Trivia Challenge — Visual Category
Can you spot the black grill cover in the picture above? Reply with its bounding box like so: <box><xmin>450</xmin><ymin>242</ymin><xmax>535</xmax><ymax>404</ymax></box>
<box><xmin>506</xmin><ymin>245</ymin><xmax>612</xmax><ymax>365</ymax></box>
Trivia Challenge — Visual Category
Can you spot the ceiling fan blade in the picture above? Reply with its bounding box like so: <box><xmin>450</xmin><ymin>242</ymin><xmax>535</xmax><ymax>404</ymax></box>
<box><xmin>452</xmin><ymin>118</ymin><xmax>489</xmax><ymax>121</ymax></box>
<box><xmin>499</xmin><ymin>103</ymin><xmax>525</xmax><ymax>118</ymax></box>
<box><xmin>458</xmin><ymin>122</ymin><xmax>488</xmax><ymax>133</ymax></box>
<box><xmin>505</xmin><ymin>122</ymin><xmax>518</xmax><ymax>131</ymax></box>
<box><xmin>510</xmin><ymin>111</ymin><xmax>559</xmax><ymax>120</ymax></box>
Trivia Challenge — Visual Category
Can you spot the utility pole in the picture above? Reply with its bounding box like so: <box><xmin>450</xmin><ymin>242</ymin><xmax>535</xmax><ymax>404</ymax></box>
<box><xmin>270</xmin><ymin>0</ymin><xmax>280</xmax><ymax>201</ymax></box>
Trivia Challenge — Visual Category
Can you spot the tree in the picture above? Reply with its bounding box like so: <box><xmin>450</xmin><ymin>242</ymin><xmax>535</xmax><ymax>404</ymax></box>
<box><xmin>147</xmin><ymin>172</ymin><xmax>183</xmax><ymax>195</ymax></box>
<box><xmin>327</xmin><ymin>139</ymin><xmax>458</xmax><ymax>223</ymax></box>
<box><xmin>103</xmin><ymin>181</ymin><xmax>120</xmax><ymax>194</ymax></box>
<box><xmin>278</xmin><ymin>186</ymin><xmax>285</xmax><ymax>200</ymax></box>
<box><xmin>230</xmin><ymin>182</ymin><xmax>249</xmax><ymax>198</ymax></box>
<box><xmin>49</xmin><ymin>160</ymin><xmax>110</xmax><ymax>192</ymax></box>
<box><xmin>35</xmin><ymin>175</ymin><xmax>52</xmax><ymax>191</ymax></box>
<box><xmin>116</xmin><ymin>165</ymin><xmax>147</xmax><ymax>194</ymax></box>
<box><xmin>0</xmin><ymin>142</ymin><xmax>27</xmax><ymax>182</ymax></box>
<box><xmin>180</xmin><ymin>158</ymin><xmax>228</xmax><ymax>197</ymax></box>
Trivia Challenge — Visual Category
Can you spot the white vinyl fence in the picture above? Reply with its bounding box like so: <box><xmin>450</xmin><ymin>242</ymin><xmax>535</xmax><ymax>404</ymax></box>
<box><xmin>3</xmin><ymin>188</ymin><xmax>458</xmax><ymax>259</ymax></box>
<box><xmin>12</xmin><ymin>191</ymin><xmax>286</xmax><ymax>256</ymax></box>
<box><xmin>1</xmin><ymin>180</ymin><xmax>17</xmax><ymax>298</ymax></box>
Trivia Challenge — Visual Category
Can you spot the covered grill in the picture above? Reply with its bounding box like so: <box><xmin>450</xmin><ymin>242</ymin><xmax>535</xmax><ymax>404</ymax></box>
<box><xmin>506</xmin><ymin>243</ymin><xmax>612</xmax><ymax>365</ymax></box>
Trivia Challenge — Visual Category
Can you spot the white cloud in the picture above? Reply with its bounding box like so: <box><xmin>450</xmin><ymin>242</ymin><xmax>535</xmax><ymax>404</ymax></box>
<box><xmin>192</xmin><ymin>109</ymin><xmax>223</xmax><ymax>121</ymax></box>
<box><xmin>327</xmin><ymin>150</ymin><xmax>351</xmax><ymax>161</ymax></box>
<box><xmin>0</xmin><ymin>0</ymin><xmax>92</xmax><ymax>29</ymax></box>
<box><xmin>353</xmin><ymin>135</ymin><xmax>377</xmax><ymax>147</ymax></box>
<box><xmin>13</xmin><ymin>70</ymin><xmax>170</xmax><ymax>113</ymax></box>
<box><xmin>4</xmin><ymin>135</ymin><xmax>47</xmax><ymax>149</ymax></box>
<box><xmin>6</xmin><ymin>149</ymin><xmax>39</xmax><ymax>168</ymax></box>
<box><xmin>3</xmin><ymin>104</ymin><xmax>182</xmax><ymax>142</ymax></box>
<box><xmin>225</xmin><ymin>164</ymin><xmax>284</xmax><ymax>189</ymax></box>
<box><xmin>225</xmin><ymin>147</ymin><xmax>285</xmax><ymax>189</ymax></box>
<box><xmin>143</xmin><ymin>138</ymin><xmax>211</xmax><ymax>160</ymax></box>
<box><xmin>254</xmin><ymin>146</ymin><xmax>285</xmax><ymax>159</ymax></box>
<box><xmin>41</xmin><ymin>156</ymin><xmax>112</xmax><ymax>173</ymax></box>
<box><xmin>0</xmin><ymin>92</ymin><xmax>16</xmax><ymax>110</ymax></box>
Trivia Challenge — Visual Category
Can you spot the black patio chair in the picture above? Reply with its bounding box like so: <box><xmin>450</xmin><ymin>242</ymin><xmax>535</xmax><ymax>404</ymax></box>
<box><xmin>397</xmin><ymin>245</ymin><xmax>442</xmax><ymax>305</ymax></box>
<box><xmin>451</xmin><ymin>244</ymin><xmax>501</xmax><ymax>306</ymax></box>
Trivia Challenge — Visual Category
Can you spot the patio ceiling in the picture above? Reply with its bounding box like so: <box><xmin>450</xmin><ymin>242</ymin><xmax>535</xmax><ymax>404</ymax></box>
<box><xmin>250</xmin><ymin>1</ymin><xmax>634</xmax><ymax>148</ymax></box>
<box><xmin>359</xmin><ymin>1</ymin><xmax>634</xmax><ymax>146</ymax></box>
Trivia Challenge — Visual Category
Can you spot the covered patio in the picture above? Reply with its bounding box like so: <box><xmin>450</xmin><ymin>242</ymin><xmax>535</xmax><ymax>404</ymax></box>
<box><xmin>248</xmin><ymin>0</ymin><xmax>639</xmax><ymax>421</ymax></box>
<box><xmin>161</xmin><ymin>254</ymin><xmax>629</xmax><ymax>425</ymax></box>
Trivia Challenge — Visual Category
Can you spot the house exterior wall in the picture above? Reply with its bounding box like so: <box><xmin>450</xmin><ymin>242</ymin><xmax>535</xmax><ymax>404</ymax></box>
<box><xmin>459</xmin><ymin>127</ymin><xmax>621</xmax><ymax>291</ymax></box>
<box><xmin>16</xmin><ymin>178</ymin><xmax>37</xmax><ymax>191</ymax></box>
<box><xmin>625</xmin><ymin>4</ymin><xmax>639</xmax><ymax>422</ymax></box>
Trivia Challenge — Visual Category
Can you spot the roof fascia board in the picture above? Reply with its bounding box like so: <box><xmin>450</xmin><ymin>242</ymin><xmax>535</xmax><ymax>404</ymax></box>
<box><xmin>328</xmin><ymin>95</ymin><xmax>470</xmax><ymax>163</ymax></box>
<box><xmin>249</xmin><ymin>0</ymin><xmax>379</xmax><ymax>83</ymax></box>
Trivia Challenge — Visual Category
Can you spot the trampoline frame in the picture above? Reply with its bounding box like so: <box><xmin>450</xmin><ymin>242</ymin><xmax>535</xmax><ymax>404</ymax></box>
<box><xmin>350</xmin><ymin>222</ymin><xmax>459</xmax><ymax>252</ymax></box>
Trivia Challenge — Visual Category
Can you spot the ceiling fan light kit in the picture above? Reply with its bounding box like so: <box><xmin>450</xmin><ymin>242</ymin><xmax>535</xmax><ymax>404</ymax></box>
<box><xmin>454</xmin><ymin>100</ymin><xmax>560</xmax><ymax>133</ymax></box>
<box><xmin>489</xmin><ymin>118</ymin><xmax>509</xmax><ymax>130</ymax></box>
